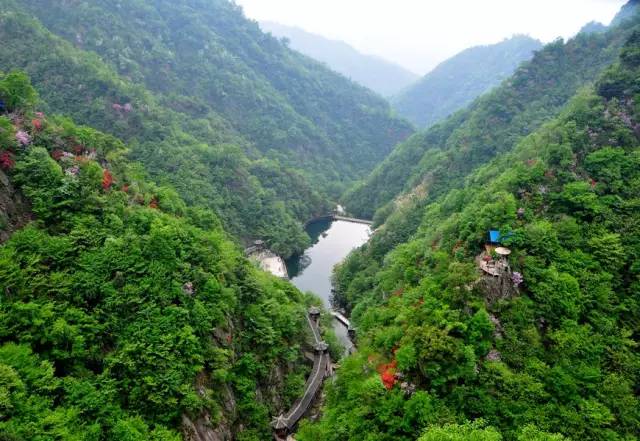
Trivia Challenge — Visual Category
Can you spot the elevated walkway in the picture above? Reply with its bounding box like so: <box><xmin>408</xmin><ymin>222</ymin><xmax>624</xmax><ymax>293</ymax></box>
<box><xmin>271</xmin><ymin>308</ymin><xmax>331</xmax><ymax>439</ymax></box>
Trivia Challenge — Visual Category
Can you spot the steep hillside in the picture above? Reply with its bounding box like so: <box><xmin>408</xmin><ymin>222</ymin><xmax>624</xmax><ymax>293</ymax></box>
<box><xmin>0</xmin><ymin>168</ymin><xmax>31</xmax><ymax>243</ymax></box>
<box><xmin>260</xmin><ymin>21</ymin><xmax>419</xmax><ymax>97</ymax></box>
<box><xmin>0</xmin><ymin>0</ymin><xmax>413</xmax><ymax>257</ymax></box>
<box><xmin>300</xmin><ymin>27</ymin><xmax>640</xmax><ymax>441</ymax></box>
<box><xmin>8</xmin><ymin>0</ymin><xmax>412</xmax><ymax>193</ymax></box>
<box><xmin>392</xmin><ymin>36</ymin><xmax>542</xmax><ymax>128</ymax></box>
<box><xmin>0</xmin><ymin>71</ymin><xmax>337</xmax><ymax>441</ymax></box>
<box><xmin>344</xmin><ymin>18</ymin><xmax>638</xmax><ymax>222</ymax></box>
<box><xmin>0</xmin><ymin>7</ymin><xmax>318</xmax><ymax>258</ymax></box>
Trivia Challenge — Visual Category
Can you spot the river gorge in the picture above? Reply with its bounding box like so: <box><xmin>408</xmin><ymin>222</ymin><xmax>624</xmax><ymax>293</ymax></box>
<box><xmin>286</xmin><ymin>219</ymin><xmax>371</xmax><ymax>350</ymax></box>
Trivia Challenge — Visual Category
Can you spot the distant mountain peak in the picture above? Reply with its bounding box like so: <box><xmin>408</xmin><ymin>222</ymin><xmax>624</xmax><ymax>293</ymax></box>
<box><xmin>392</xmin><ymin>35</ymin><xmax>542</xmax><ymax>128</ymax></box>
<box><xmin>580</xmin><ymin>21</ymin><xmax>607</xmax><ymax>35</ymax></box>
<box><xmin>611</xmin><ymin>0</ymin><xmax>640</xmax><ymax>27</ymax></box>
<box><xmin>259</xmin><ymin>21</ymin><xmax>418</xmax><ymax>97</ymax></box>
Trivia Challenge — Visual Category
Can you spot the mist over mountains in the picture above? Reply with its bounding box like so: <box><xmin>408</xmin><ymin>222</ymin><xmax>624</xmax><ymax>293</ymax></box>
<box><xmin>0</xmin><ymin>1</ymin><xmax>639</xmax><ymax>441</ymax></box>
<box><xmin>393</xmin><ymin>35</ymin><xmax>543</xmax><ymax>128</ymax></box>
<box><xmin>260</xmin><ymin>20</ymin><xmax>419</xmax><ymax>97</ymax></box>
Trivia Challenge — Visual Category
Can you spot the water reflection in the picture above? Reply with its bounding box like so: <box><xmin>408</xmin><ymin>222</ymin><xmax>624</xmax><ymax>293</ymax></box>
<box><xmin>286</xmin><ymin>219</ymin><xmax>371</xmax><ymax>307</ymax></box>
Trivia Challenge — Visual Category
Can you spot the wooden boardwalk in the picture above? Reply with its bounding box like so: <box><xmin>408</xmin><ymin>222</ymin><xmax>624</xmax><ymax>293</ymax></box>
<box><xmin>271</xmin><ymin>310</ymin><xmax>330</xmax><ymax>438</ymax></box>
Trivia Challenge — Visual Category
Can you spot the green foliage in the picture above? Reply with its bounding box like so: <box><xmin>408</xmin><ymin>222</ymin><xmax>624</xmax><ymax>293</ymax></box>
<box><xmin>394</xmin><ymin>36</ymin><xmax>542</xmax><ymax>128</ymax></box>
<box><xmin>0</xmin><ymin>71</ymin><xmax>37</xmax><ymax>112</ymax></box>
<box><xmin>0</xmin><ymin>79</ymin><xmax>313</xmax><ymax>439</ymax></box>
<box><xmin>304</xmin><ymin>21</ymin><xmax>640</xmax><ymax>441</ymax></box>
<box><xmin>418</xmin><ymin>421</ymin><xmax>502</xmax><ymax>441</ymax></box>
<box><xmin>0</xmin><ymin>0</ymin><xmax>412</xmax><ymax>258</ymax></box>
<box><xmin>345</xmin><ymin>17</ymin><xmax>639</xmax><ymax>221</ymax></box>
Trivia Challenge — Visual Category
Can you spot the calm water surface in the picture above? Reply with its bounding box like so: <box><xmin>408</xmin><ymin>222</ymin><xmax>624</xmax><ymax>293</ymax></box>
<box><xmin>286</xmin><ymin>219</ymin><xmax>371</xmax><ymax>352</ymax></box>
<box><xmin>286</xmin><ymin>219</ymin><xmax>371</xmax><ymax>307</ymax></box>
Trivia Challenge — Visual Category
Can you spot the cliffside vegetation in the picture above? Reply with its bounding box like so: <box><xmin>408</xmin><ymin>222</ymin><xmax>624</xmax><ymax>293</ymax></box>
<box><xmin>1</xmin><ymin>1</ymin><xmax>640</xmax><ymax>440</ymax></box>
<box><xmin>300</xmin><ymin>17</ymin><xmax>640</xmax><ymax>441</ymax></box>
<box><xmin>344</xmin><ymin>17</ymin><xmax>638</xmax><ymax>223</ymax></box>
<box><xmin>0</xmin><ymin>0</ymin><xmax>412</xmax><ymax>258</ymax></box>
<box><xmin>0</xmin><ymin>71</ymin><xmax>331</xmax><ymax>441</ymax></box>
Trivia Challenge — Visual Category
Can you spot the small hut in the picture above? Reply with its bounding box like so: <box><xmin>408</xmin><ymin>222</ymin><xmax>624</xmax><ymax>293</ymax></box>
<box><xmin>270</xmin><ymin>415</ymin><xmax>289</xmax><ymax>439</ymax></box>
<box><xmin>308</xmin><ymin>306</ymin><xmax>321</xmax><ymax>322</ymax></box>
<box><xmin>314</xmin><ymin>341</ymin><xmax>329</xmax><ymax>354</ymax></box>
<box><xmin>347</xmin><ymin>326</ymin><xmax>357</xmax><ymax>341</ymax></box>
<box><xmin>485</xmin><ymin>229</ymin><xmax>501</xmax><ymax>253</ymax></box>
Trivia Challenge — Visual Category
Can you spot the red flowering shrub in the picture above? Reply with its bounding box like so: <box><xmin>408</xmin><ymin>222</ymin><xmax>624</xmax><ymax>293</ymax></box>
<box><xmin>381</xmin><ymin>370</ymin><xmax>396</xmax><ymax>390</ymax></box>
<box><xmin>102</xmin><ymin>169</ymin><xmax>113</xmax><ymax>190</ymax></box>
<box><xmin>32</xmin><ymin>119</ymin><xmax>42</xmax><ymax>131</ymax></box>
<box><xmin>149</xmin><ymin>197</ymin><xmax>159</xmax><ymax>209</ymax></box>
<box><xmin>0</xmin><ymin>151</ymin><xmax>15</xmax><ymax>169</ymax></box>
<box><xmin>378</xmin><ymin>359</ymin><xmax>398</xmax><ymax>390</ymax></box>
<box><xmin>51</xmin><ymin>149</ymin><xmax>64</xmax><ymax>161</ymax></box>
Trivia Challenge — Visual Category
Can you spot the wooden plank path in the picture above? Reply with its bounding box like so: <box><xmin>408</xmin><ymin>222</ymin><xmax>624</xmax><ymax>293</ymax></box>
<box><xmin>271</xmin><ymin>308</ymin><xmax>330</xmax><ymax>439</ymax></box>
<box><xmin>330</xmin><ymin>310</ymin><xmax>351</xmax><ymax>328</ymax></box>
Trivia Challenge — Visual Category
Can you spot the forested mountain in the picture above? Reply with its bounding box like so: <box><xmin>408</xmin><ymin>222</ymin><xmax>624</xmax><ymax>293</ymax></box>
<box><xmin>0</xmin><ymin>72</ymin><xmax>339</xmax><ymax>440</ymax></box>
<box><xmin>2</xmin><ymin>0</ymin><xmax>640</xmax><ymax>440</ymax></box>
<box><xmin>580</xmin><ymin>21</ymin><xmax>608</xmax><ymax>35</ymax></box>
<box><xmin>344</xmin><ymin>19</ymin><xmax>637</xmax><ymax>222</ymax></box>
<box><xmin>260</xmin><ymin>21</ymin><xmax>419</xmax><ymax>97</ymax></box>
<box><xmin>299</xmin><ymin>15</ymin><xmax>640</xmax><ymax>441</ymax></box>
<box><xmin>0</xmin><ymin>0</ymin><xmax>412</xmax><ymax>257</ymax></box>
<box><xmin>392</xmin><ymin>36</ymin><xmax>542</xmax><ymax>128</ymax></box>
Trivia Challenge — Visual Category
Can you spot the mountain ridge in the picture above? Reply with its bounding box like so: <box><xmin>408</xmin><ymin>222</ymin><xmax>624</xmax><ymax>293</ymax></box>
<box><xmin>392</xmin><ymin>35</ymin><xmax>543</xmax><ymax>128</ymax></box>
<box><xmin>260</xmin><ymin>20</ymin><xmax>419</xmax><ymax>97</ymax></box>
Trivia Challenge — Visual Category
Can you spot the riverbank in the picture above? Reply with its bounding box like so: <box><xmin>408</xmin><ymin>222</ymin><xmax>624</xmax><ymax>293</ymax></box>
<box><xmin>247</xmin><ymin>246</ymin><xmax>289</xmax><ymax>279</ymax></box>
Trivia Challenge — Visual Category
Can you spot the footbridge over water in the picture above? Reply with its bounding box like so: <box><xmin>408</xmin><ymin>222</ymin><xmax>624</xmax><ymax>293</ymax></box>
<box><xmin>271</xmin><ymin>307</ymin><xmax>331</xmax><ymax>440</ymax></box>
<box><xmin>305</xmin><ymin>213</ymin><xmax>373</xmax><ymax>227</ymax></box>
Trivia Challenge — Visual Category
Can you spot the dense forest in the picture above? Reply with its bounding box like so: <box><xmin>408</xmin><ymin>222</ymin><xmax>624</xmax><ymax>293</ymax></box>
<box><xmin>0</xmin><ymin>70</ymin><xmax>347</xmax><ymax>441</ymax></box>
<box><xmin>392</xmin><ymin>36</ymin><xmax>542</xmax><ymax>128</ymax></box>
<box><xmin>344</xmin><ymin>15</ymin><xmax>638</xmax><ymax>223</ymax></box>
<box><xmin>260</xmin><ymin>21</ymin><xmax>419</xmax><ymax>97</ymax></box>
<box><xmin>298</xmin><ymin>6</ymin><xmax>640</xmax><ymax>441</ymax></box>
<box><xmin>1</xmin><ymin>0</ymin><xmax>640</xmax><ymax>440</ymax></box>
<box><xmin>0</xmin><ymin>0</ymin><xmax>412</xmax><ymax>257</ymax></box>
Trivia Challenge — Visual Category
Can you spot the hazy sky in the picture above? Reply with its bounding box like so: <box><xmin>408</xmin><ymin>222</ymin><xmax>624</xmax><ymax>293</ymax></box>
<box><xmin>234</xmin><ymin>0</ymin><xmax>627</xmax><ymax>74</ymax></box>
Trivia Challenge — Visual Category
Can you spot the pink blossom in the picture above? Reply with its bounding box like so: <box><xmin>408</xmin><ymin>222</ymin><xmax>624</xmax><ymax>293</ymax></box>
<box><xmin>512</xmin><ymin>272</ymin><xmax>524</xmax><ymax>287</ymax></box>
<box><xmin>65</xmin><ymin>165</ymin><xmax>80</xmax><ymax>176</ymax></box>
<box><xmin>112</xmin><ymin>103</ymin><xmax>123</xmax><ymax>111</ymax></box>
<box><xmin>123</xmin><ymin>103</ymin><xmax>133</xmax><ymax>112</ymax></box>
<box><xmin>182</xmin><ymin>282</ymin><xmax>194</xmax><ymax>295</ymax></box>
<box><xmin>35</xmin><ymin>112</ymin><xmax>45</xmax><ymax>118</ymax></box>
<box><xmin>15</xmin><ymin>130</ymin><xmax>31</xmax><ymax>146</ymax></box>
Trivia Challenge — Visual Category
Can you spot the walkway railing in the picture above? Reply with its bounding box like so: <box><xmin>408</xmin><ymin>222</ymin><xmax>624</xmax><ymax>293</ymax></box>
<box><xmin>305</xmin><ymin>213</ymin><xmax>373</xmax><ymax>227</ymax></box>
<box><xmin>271</xmin><ymin>308</ymin><xmax>330</xmax><ymax>438</ymax></box>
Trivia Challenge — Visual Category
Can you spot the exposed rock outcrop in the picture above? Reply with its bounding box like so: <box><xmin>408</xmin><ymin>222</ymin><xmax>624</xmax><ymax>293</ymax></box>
<box><xmin>0</xmin><ymin>168</ymin><xmax>31</xmax><ymax>243</ymax></box>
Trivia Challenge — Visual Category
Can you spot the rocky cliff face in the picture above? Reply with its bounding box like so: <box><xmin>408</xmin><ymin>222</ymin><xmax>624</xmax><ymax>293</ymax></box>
<box><xmin>182</xmin><ymin>362</ymin><xmax>299</xmax><ymax>441</ymax></box>
<box><xmin>0</xmin><ymin>169</ymin><xmax>30</xmax><ymax>243</ymax></box>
